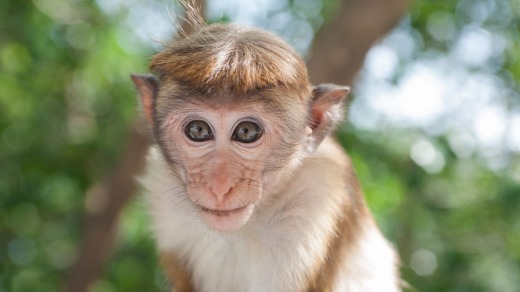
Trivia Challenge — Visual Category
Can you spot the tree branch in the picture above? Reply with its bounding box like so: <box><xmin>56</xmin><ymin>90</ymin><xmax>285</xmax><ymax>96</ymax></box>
<box><xmin>65</xmin><ymin>124</ymin><xmax>149</xmax><ymax>292</ymax></box>
<box><xmin>307</xmin><ymin>0</ymin><xmax>410</xmax><ymax>85</ymax></box>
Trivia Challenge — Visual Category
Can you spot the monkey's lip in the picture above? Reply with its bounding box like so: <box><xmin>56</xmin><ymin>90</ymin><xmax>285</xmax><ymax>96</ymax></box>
<box><xmin>199</xmin><ymin>205</ymin><xmax>249</xmax><ymax>217</ymax></box>
<box><xmin>197</xmin><ymin>204</ymin><xmax>255</xmax><ymax>231</ymax></box>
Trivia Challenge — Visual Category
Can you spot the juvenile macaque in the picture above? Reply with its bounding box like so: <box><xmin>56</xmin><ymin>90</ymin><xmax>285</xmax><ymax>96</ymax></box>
<box><xmin>132</xmin><ymin>21</ymin><xmax>400</xmax><ymax>292</ymax></box>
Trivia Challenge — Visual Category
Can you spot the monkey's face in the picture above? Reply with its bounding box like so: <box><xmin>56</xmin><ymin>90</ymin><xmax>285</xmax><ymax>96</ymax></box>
<box><xmin>158</xmin><ymin>101</ymin><xmax>307</xmax><ymax>232</ymax></box>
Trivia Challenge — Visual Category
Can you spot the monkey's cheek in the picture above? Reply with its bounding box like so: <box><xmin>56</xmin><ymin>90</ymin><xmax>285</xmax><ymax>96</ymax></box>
<box><xmin>199</xmin><ymin>204</ymin><xmax>255</xmax><ymax>232</ymax></box>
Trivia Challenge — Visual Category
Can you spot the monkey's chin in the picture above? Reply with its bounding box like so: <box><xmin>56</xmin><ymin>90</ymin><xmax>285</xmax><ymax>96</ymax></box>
<box><xmin>199</xmin><ymin>204</ymin><xmax>255</xmax><ymax>232</ymax></box>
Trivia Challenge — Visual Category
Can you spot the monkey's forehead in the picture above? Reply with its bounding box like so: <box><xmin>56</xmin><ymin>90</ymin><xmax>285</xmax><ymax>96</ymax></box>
<box><xmin>150</xmin><ymin>24</ymin><xmax>312</xmax><ymax>99</ymax></box>
<box><xmin>155</xmin><ymin>83</ymin><xmax>309</xmax><ymax>115</ymax></box>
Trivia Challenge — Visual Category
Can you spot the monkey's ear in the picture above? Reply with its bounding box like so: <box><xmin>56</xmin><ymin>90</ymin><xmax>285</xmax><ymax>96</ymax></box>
<box><xmin>306</xmin><ymin>84</ymin><xmax>350</xmax><ymax>153</ymax></box>
<box><xmin>131</xmin><ymin>74</ymin><xmax>159</xmax><ymax>126</ymax></box>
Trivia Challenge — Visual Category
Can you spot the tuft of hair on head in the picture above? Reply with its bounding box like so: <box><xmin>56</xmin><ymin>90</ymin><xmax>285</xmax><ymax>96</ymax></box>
<box><xmin>150</xmin><ymin>23</ymin><xmax>313</xmax><ymax>100</ymax></box>
<box><xmin>175</xmin><ymin>0</ymin><xmax>206</xmax><ymax>37</ymax></box>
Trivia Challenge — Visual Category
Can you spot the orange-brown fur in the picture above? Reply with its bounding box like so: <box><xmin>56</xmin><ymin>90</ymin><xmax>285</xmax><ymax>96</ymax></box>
<box><xmin>306</xmin><ymin>161</ymin><xmax>368</xmax><ymax>291</ymax></box>
<box><xmin>150</xmin><ymin>24</ymin><xmax>311</xmax><ymax>98</ymax></box>
<box><xmin>160</xmin><ymin>253</ymin><xmax>194</xmax><ymax>292</ymax></box>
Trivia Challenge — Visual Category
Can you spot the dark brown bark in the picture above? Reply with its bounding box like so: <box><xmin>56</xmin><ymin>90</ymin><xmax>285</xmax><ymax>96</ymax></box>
<box><xmin>307</xmin><ymin>0</ymin><xmax>411</xmax><ymax>85</ymax></box>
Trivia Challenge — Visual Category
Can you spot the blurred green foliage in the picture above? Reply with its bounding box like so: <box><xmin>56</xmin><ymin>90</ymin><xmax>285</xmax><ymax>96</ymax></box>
<box><xmin>0</xmin><ymin>0</ymin><xmax>152</xmax><ymax>290</ymax></box>
<box><xmin>1</xmin><ymin>0</ymin><xmax>519</xmax><ymax>291</ymax></box>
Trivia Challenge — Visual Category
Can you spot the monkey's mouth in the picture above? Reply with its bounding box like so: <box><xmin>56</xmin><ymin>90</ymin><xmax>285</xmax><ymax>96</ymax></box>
<box><xmin>199</xmin><ymin>205</ymin><xmax>248</xmax><ymax>217</ymax></box>
<box><xmin>197</xmin><ymin>204</ymin><xmax>255</xmax><ymax>231</ymax></box>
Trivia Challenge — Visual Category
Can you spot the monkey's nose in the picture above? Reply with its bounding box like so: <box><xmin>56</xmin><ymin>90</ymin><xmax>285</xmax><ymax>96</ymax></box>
<box><xmin>210</xmin><ymin>184</ymin><xmax>233</xmax><ymax>204</ymax></box>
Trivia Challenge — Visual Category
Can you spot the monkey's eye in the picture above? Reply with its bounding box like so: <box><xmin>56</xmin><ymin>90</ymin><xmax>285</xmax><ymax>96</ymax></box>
<box><xmin>185</xmin><ymin>120</ymin><xmax>213</xmax><ymax>142</ymax></box>
<box><xmin>232</xmin><ymin>121</ymin><xmax>262</xmax><ymax>143</ymax></box>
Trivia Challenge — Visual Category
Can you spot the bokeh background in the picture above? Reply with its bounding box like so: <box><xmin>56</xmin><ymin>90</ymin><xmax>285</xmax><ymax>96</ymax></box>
<box><xmin>1</xmin><ymin>0</ymin><xmax>520</xmax><ymax>291</ymax></box>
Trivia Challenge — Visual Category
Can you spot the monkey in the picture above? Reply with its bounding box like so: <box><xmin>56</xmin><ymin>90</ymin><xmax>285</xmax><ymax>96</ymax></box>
<box><xmin>131</xmin><ymin>22</ymin><xmax>400</xmax><ymax>292</ymax></box>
